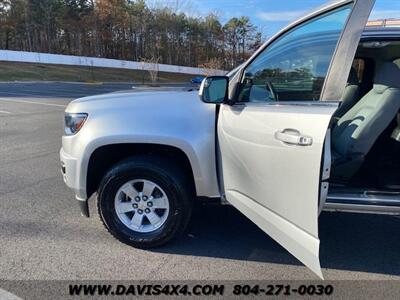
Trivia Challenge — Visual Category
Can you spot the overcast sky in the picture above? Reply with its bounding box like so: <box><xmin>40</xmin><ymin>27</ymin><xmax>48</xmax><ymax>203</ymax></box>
<box><xmin>149</xmin><ymin>0</ymin><xmax>400</xmax><ymax>38</ymax></box>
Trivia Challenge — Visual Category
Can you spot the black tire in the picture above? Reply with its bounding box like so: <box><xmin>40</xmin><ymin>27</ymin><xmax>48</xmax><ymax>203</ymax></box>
<box><xmin>97</xmin><ymin>155</ymin><xmax>193</xmax><ymax>248</ymax></box>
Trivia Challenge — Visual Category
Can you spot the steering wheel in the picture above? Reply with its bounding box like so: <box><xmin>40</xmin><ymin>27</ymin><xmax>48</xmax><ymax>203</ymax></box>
<box><xmin>266</xmin><ymin>80</ymin><xmax>278</xmax><ymax>101</ymax></box>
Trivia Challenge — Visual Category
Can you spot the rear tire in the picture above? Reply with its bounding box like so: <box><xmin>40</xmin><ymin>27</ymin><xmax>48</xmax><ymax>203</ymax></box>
<box><xmin>97</xmin><ymin>155</ymin><xmax>193</xmax><ymax>248</ymax></box>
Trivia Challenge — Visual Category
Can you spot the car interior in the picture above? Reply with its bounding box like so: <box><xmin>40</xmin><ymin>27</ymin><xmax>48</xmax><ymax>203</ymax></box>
<box><xmin>329</xmin><ymin>38</ymin><xmax>400</xmax><ymax>203</ymax></box>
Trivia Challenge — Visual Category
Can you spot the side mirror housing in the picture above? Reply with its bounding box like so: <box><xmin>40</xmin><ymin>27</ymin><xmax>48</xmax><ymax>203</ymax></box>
<box><xmin>199</xmin><ymin>76</ymin><xmax>229</xmax><ymax>104</ymax></box>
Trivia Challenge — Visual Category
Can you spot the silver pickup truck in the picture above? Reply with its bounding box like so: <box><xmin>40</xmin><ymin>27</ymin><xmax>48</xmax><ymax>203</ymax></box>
<box><xmin>61</xmin><ymin>0</ymin><xmax>400</xmax><ymax>278</ymax></box>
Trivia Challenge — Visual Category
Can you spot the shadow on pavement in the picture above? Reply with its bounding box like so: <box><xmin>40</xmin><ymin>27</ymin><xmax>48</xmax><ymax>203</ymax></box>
<box><xmin>154</xmin><ymin>205</ymin><xmax>400</xmax><ymax>276</ymax></box>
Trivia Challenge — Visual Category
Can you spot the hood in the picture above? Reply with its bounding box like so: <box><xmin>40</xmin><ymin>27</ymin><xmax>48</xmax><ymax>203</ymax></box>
<box><xmin>66</xmin><ymin>89</ymin><xmax>200</xmax><ymax>113</ymax></box>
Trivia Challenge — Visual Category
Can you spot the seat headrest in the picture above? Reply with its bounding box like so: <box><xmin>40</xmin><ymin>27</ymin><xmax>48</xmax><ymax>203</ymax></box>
<box><xmin>347</xmin><ymin>67</ymin><xmax>359</xmax><ymax>85</ymax></box>
<box><xmin>374</xmin><ymin>62</ymin><xmax>400</xmax><ymax>93</ymax></box>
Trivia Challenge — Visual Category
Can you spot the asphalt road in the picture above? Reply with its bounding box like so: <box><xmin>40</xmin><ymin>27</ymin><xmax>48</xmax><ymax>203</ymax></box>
<box><xmin>0</xmin><ymin>82</ymin><xmax>400</xmax><ymax>281</ymax></box>
<box><xmin>0</xmin><ymin>82</ymin><xmax>192</xmax><ymax>98</ymax></box>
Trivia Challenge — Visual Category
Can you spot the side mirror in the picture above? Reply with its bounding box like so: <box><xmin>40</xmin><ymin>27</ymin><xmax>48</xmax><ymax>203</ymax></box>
<box><xmin>199</xmin><ymin>76</ymin><xmax>229</xmax><ymax>104</ymax></box>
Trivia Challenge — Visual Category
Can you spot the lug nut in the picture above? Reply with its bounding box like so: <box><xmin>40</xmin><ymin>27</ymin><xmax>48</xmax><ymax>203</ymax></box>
<box><xmin>142</xmin><ymin>195</ymin><xmax>148</xmax><ymax>201</ymax></box>
<box><xmin>145</xmin><ymin>208</ymin><xmax>151</xmax><ymax>213</ymax></box>
<box><xmin>137</xmin><ymin>209</ymin><xmax>143</xmax><ymax>214</ymax></box>
<box><xmin>132</xmin><ymin>203</ymin><xmax>138</xmax><ymax>209</ymax></box>
<box><xmin>147</xmin><ymin>202</ymin><xmax>153</xmax><ymax>207</ymax></box>
<box><xmin>135</xmin><ymin>196</ymin><xmax>140</xmax><ymax>202</ymax></box>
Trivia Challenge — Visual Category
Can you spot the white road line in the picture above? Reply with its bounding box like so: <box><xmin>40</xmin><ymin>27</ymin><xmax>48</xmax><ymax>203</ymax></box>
<box><xmin>0</xmin><ymin>288</ymin><xmax>23</xmax><ymax>300</ymax></box>
<box><xmin>0</xmin><ymin>110</ymin><xmax>11</xmax><ymax>114</ymax></box>
<box><xmin>0</xmin><ymin>98</ymin><xmax>67</xmax><ymax>108</ymax></box>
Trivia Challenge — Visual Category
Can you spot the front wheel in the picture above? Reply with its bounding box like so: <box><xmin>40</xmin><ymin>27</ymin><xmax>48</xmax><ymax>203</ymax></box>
<box><xmin>97</xmin><ymin>155</ymin><xmax>193</xmax><ymax>248</ymax></box>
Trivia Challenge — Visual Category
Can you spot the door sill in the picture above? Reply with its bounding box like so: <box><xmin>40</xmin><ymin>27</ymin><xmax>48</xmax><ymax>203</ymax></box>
<box><xmin>324</xmin><ymin>189</ymin><xmax>400</xmax><ymax>215</ymax></box>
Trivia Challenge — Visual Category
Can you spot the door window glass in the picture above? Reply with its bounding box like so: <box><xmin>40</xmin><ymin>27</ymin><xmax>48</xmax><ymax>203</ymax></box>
<box><xmin>239</xmin><ymin>6</ymin><xmax>352</xmax><ymax>102</ymax></box>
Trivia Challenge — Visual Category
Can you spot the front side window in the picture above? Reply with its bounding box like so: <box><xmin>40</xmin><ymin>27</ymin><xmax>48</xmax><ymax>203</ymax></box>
<box><xmin>239</xmin><ymin>6</ymin><xmax>351</xmax><ymax>102</ymax></box>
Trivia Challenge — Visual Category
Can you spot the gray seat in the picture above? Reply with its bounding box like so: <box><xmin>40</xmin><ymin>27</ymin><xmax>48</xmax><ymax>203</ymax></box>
<box><xmin>391</xmin><ymin>113</ymin><xmax>400</xmax><ymax>142</ymax></box>
<box><xmin>334</xmin><ymin>67</ymin><xmax>360</xmax><ymax>118</ymax></box>
<box><xmin>331</xmin><ymin>62</ymin><xmax>400</xmax><ymax>181</ymax></box>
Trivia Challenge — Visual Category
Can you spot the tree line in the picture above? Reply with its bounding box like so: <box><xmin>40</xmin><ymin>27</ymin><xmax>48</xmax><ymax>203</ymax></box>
<box><xmin>0</xmin><ymin>0</ymin><xmax>264</xmax><ymax>69</ymax></box>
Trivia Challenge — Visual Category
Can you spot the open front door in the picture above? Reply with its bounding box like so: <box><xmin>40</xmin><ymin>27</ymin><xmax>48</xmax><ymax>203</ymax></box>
<box><xmin>218</xmin><ymin>0</ymin><xmax>375</xmax><ymax>278</ymax></box>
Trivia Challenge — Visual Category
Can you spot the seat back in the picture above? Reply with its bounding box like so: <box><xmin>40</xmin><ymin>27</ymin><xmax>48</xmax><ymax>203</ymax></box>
<box><xmin>332</xmin><ymin>62</ymin><xmax>400</xmax><ymax>179</ymax></box>
<box><xmin>334</xmin><ymin>67</ymin><xmax>360</xmax><ymax>118</ymax></box>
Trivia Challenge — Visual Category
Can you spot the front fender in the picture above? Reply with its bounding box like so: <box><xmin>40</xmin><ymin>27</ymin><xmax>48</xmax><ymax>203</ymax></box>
<box><xmin>81</xmin><ymin>135</ymin><xmax>206</xmax><ymax>196</ymax></box>
<box><xmin>64</xmin><ymin>91</ymin><xmax>221</xmax><ymax>200</ymax></box>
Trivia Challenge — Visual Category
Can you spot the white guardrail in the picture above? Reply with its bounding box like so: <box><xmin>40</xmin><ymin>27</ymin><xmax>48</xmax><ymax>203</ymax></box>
<box><xmin>0</xmin><ymin>50</ymin><xmax>225</xmax><ymax>76</ymax></box>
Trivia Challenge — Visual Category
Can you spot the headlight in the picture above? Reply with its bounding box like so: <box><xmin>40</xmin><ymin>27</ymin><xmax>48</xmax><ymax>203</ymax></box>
<box><xmin>64</xmin><ymin>113</ymin><xmax>88</xmax><ymax>135</ymax></box>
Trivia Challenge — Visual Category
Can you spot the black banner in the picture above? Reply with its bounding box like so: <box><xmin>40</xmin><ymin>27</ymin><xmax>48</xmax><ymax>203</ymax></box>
<box><xmin>1</xmin><ymin>280</ymin><xmax>400</xmax><ymax>299</ymax></box>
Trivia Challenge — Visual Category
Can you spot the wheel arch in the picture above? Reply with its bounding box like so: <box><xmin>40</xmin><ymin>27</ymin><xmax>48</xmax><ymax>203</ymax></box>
<box><xmin>85</xmin><ymin>142</ymin><xmax>198</xmax><ymax>201</ymax></box>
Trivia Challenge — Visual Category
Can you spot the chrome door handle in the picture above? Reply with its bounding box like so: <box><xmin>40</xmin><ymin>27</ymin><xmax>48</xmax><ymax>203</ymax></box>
<box><xmin>275</xmin><ymin>129</ymin><xmax>313</xmax><ymax>146</ymax></box>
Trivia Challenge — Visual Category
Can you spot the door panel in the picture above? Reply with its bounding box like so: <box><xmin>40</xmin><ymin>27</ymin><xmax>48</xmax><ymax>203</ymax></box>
<box><xmin>218</xmin><ymin>0</ymin><xmax>375</xmax><ymax>278</ymax></box>
<box><xmin>218</xmin><ymin>103</ymin><xmax>337</xmax><ymax>277</ymax></box>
